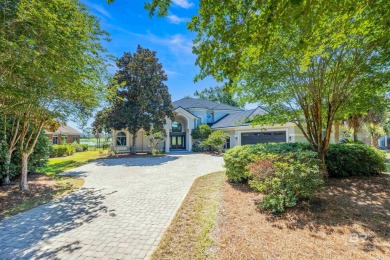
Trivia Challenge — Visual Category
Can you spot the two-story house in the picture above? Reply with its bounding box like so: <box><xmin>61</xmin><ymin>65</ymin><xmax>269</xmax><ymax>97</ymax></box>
<box><xmin>111</xmin><ymin>98</ymin><xmax>307</xmax><ymax>153</ymax></box>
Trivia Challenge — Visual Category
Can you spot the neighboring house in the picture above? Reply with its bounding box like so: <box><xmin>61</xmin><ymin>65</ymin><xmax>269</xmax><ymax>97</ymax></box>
<box><xmin>46</xmin><ymin>125</ymin><xmax>81</xmax><ymax>145</ymax></box>
<box><xmin>111</xmin><ymin>97</ymin><xmax>308</xmax><ymax>153</ymax></box>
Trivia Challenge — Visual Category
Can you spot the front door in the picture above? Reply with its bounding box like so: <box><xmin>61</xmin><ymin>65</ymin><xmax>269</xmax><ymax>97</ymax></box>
<box><xmin>170</xmin><ymin>134</ymin><xmax>185</xmax><ymax>149</ymax></box>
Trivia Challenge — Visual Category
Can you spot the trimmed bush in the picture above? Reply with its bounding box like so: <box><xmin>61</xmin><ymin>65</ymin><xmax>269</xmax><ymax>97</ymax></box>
<box><xmin>248</xmin><ymin>152</ymin><xmax>323</xmax><ymax>213</ymax></box>
<box><xmin>326</xmin><ymin>144</ymin><xmax>385</xmax><ymax>177</ymax></box>
<box><xmin>224</xmin><ymin>142</ymin><xmax>385</xmax><ymax>182</ymax></box>
<box><xmin>66</xmin><ymin>144</ymin><xmax>75</xmax><ymax>156</ymax></box>
<box><xmin>81</xmin><ymin>144</ymin><xmax>89</xmax><ymax>151</ymax></box>
<box><xmin>50</xmin><ymin>145</ymin><xmax>68</xmax><ymax>157</ymax></box>
<box><xmin>201</xmin><ymin>130</ymin><xmax>229</xmax><ymax>153</ymax></box>
<box><xmin>72</xmin><ymin>142</ymin><xmax>84</xmax><ymax>152</ymax></box>
<box><xmin>224</xmin><ymin>143</ymin><xmax>311</xmax><ymax>182</ymax></box>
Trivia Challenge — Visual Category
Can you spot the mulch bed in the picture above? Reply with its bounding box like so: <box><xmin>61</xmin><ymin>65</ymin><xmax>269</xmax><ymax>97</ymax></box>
<box><xmin>0</xmin><ymin>174</ymin><xmax>58</xmax><ymax>217</ymax></box>
<box><xmin>213</xmin><ymin>173</ymin><xmax>390</xmax><ymax>259</ymax></box>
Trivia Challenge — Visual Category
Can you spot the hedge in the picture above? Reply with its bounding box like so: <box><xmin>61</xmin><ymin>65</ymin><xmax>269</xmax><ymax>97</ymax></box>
<box><xmin>224</xmin><ymin>142</ymin><xmax>311</xmax><ymax>182</ymax></box>
<box><xmin>326</xmin><ymin>144</ymin><xmax>386</xmax><ymax>177</ymax></box>
<box><xmin>224</xmin><ymin>142</ymin><xmax>386</xmax><ymax>182</ymax></box>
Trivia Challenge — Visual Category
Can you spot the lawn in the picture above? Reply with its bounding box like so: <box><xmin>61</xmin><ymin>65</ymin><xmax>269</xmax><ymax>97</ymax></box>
<box><xmin>0</xmin><ymin>149</ymin><xmax>109</xmax><ymax>219</ymax></box>
<box><xmin>39</xmin><ymin>149</ymin><xmax>108</xmax><ymax>176</ymax></box>
<box><xmin>385</xmin><ymin>152</ymin><xmax>390</xmax><ymax>172</ymax></box>
<box><xmin>154</xmin><ymin>172</ymin><xmax>390</xmax><ymax>259</ymax></box>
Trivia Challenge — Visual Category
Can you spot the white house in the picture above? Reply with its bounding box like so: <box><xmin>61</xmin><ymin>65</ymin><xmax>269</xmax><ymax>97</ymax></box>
<box><xmin>111</xmin><ymin>97</ymin><xmax>310</xmax><ymax>153</ymax></box>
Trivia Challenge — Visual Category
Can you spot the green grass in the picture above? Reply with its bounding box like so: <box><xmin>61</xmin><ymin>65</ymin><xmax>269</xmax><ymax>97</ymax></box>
<box><xmin>152</xmin><ymin>171</ymin><xmax>226</xmax><ymax>260</ymax></box>
<box><xmin>39</xmin><ymin>149</ymin><xmax>108</xmax><ymax>176</ymax></box>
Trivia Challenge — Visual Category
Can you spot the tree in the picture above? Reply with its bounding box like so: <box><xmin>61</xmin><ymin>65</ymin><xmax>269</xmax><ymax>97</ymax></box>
<box><xmin>1</xmin><ymin>0</ymin><xmax>108</xmax><ymax>190</ymax></box>
<box><xmin>194</xmin><ymin>86</ymin><xmax>243</xmax><ymax>108</ymax></box>
<box><xmin>146</xmin><ymin>130</ymin><xmax>166</xmax><ymax>155</ymax></box>
<box><xmin>347</xmin><ymin>114</ymin><xmax>364</xmax><ymax>142</ymax></box>
<box><xmin>191</xmin><ymin>124</ymin><xmax>211</xmax><ymax>141</ymax></box>
<box><xmin>363</xmin><ymin>108</ymin><xmax>388</xmax><ymax>148</ymax></box>
<box><xmin>107</xmin><ymin>46</ymin><xmax>175</xmax><ymax>153</ymax></box>
<box><xmin>202</xmin><ymin>130</ymin><xmax>229</xmax><ymax>153</ymax></box>
<box><xmin>106</xmin><ymin>0</ymin><xmax>171</xmax><ymax>17</ymax></box>
<box><xmin>92</xmin><ymin>109</ymin><xmax>112</xmax><ymax>147</ymax></box>
<box><xmin>189</xmin><ymin>0</ymin><xmax>390</xmax><ymax>177</ymax></box>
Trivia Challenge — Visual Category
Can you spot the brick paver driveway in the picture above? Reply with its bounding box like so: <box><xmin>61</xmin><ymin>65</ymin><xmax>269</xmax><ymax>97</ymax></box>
<box><xmin>0</xmin><ymin>153</ymin><xmax>224</xmax><ymax>259</ymax></box>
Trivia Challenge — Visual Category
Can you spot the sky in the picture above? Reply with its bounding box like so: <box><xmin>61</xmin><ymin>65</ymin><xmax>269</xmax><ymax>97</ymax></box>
<box><xmin>68</xmin><ymin>0</ymin><xmax>220</xmax><ymax>130</ymax></box>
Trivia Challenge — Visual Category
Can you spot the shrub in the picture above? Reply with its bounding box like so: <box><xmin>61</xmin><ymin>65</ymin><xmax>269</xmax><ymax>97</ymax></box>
<box><xmin>0</xmin><ymin>132</ymin><xmax>51</xmax><ymax>182</ymax></box>
<box><xmin>326</xmin><ymin>143</ymin><xmax>385</xmax><ymax>177</ymax></box>
<box><xmin>224</xmin><ymin>142</ymin><xmax>311</xmax><ymax>182</ymax></box>
<box><xmin>81</xmin><ymin>144</ymin><xmax>89</xmax><ymax>151</ymax></box>
<box><xmin>248</xmin><ymin>152</ymin><xmax>323</xmax><ymax>213</ymax></box>
<box><xmin>66</xmin><ymin>144</ymin><xmax>75</xmax><ymax>156</ymax></box>
<box><xmin>201</xmin><ymin>130</ymin><xmax>229</xmax><ymax>153</ymax></box>
<box><xmin>191</xmin><ymin>124</ymin><xmax>211</xmax><ymax>140</ymax></box>
<box><xmin>50</xmin><ymin>145</ymin><xmax>68</xmax><ymax>157</ymax></box>
<box><xmin>71</xmin><ymin>142</ymin><xmax>84</xmax><ymax>152</ymax></box>
<box><xmin>192</xmin><ymin>144</ymin><xmax>202</xmax><ymax>152</ymax></box>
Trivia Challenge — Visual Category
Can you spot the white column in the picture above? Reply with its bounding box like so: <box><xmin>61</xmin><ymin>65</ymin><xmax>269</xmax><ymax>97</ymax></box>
<box><xmin>165</xmin><ymin>128</ymin><xmax>170</xmax><ymax>153</ymax></box>
<box><xmin>188</xmin><ymin>129</ymin><xmax>192</xmax><ymax>151</ymax></box>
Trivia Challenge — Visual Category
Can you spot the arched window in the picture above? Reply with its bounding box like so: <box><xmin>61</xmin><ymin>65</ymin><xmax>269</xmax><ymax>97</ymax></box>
<box><xmin>116</xmin><ymin>132</ymin><xmax>127</xmax><ymax>146</ymax></box>
<box><xmin>172</xmin><ymin>121</ymin><xmax>182</xmax><ymax>132</ymax></box>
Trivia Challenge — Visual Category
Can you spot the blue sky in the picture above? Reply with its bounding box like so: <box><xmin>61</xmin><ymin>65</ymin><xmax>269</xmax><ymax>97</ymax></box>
<box><xmin>68</xmin><ymin>0</ymin><xmax>220</xmax><ymax>130</ymax></box>
<box><xmin>83</xmin><ymin>0</ymin><xmax>217</xmax><ymax>99</ymax></box>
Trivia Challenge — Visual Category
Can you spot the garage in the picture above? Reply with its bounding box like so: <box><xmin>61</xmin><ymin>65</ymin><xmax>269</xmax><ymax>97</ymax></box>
<box><xmin>241</xmin><ymin>131</ymin><xmax>286</xmax><ymax>145</ymax></box>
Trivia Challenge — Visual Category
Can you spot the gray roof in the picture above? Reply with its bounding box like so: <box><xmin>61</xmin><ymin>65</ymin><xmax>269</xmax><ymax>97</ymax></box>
<box><xmin>211</xmin><ymin>109</ymin><xmax>256</xmax><ymax>129</ymax></box>
<box><xmin>45</xmin><ymin>125</ymin><xmax>81</xmax><ymax>135</ymax></box>
<box><xmin>173</xmin><ymin>98</ymin><xmax>242</xmax><ymax>111</ymax></box>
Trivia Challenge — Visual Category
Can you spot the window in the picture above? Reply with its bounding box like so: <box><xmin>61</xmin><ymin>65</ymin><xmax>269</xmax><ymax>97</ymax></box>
<box><xmin>53</xmin><ymin>136</ymin><xmax>58</xmax><ymax>144</ymax></box>
<box><xmin>62</xmin><ymin>135</ymin><xmax>67</xmax><ymax>144</ymax></box>
<box><xmin>73</xmin><ymin>136</ymin><xmax>78</xmax><ymax>143</ymax></box>
<box><xmin>116</xmin><ymin>132</ymin><xmax>127</xmax><ymax>146</ymax></box>
<box><xmin>172</xmin><ymin>121</ymin><xmax>182</xmax><ymax>132</ymax></box>
<box><xmin>224</xmin><ymin>136</ymin><xmax>231</xmax><ymax>150</ymax></box>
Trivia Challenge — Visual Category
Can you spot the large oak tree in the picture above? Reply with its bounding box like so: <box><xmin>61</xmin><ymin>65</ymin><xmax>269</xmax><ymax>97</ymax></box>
<box><xmin>108</xmin><ymin>46</ymin><xmax>174</xmax><ymax>153</ymax></box>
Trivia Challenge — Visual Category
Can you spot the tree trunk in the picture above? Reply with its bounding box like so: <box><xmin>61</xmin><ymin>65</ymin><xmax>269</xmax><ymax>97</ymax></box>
<box><xmin>20</xmin><ymin>152</ymin><xmax>29</xmax><ymax>191</ymax></box>
<box><xmin>372</xmin><ymin>136</ymin><xmax>379</xmax><ymax>148</ymax></box>
<box><xmin>3</xmin><ymin>150</ymin><xmax>12</xmax><ymax>185</ymax></box>
<box><xmin>132</xmin><ymin>133</ymin><xmax>137</xmax><ymax>154</ymax></box>
<box><xmin>334</xmin><ymin>121</ymin><xmax>340</xmax><ymax>143</ymax></box>
<box><xmin>317</xmin><ymin>147</ymin><xmax>328</xmax><ymax>180</ymax></box>
<box><xmin>353</xmin><ymin>127</ymin><xmax>358</xmax><ymax>141</ymax></box>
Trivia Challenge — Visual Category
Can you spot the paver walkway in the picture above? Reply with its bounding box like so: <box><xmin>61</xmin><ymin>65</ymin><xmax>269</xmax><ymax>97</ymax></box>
<box><xmin>0</xmin><ymin>153</ymin><xmax>224</xmax><ymax>259</ymax></box>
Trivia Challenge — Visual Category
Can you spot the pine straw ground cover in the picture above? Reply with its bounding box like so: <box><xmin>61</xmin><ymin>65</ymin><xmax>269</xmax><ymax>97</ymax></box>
<box><xmin>215</xmin><ymin>173</ymin><xmax>390</xmax><ymax>259</ymax></box>
<box><xmin>153</xmin><ymin>172</ymin><xmax>389</xmax><ymax>259</ymax></box>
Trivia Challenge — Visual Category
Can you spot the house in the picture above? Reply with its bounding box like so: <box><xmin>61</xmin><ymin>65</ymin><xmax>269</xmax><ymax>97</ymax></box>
<box><xmin>46</xmin><ymin>125</ymin><xmax>81</xmax><ymax>145</ymax></box>
<box><xmin>111</xmin><ymin>98</ymin><xmax>307</xmax><ymax>153</ymax></box>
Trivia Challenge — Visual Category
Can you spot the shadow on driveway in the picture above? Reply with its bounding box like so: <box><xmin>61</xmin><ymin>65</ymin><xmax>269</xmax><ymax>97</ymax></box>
<box><xmin>0</xmin><ymin>187</ymin><xmax>112</xmax><ymax>258</ymax></box>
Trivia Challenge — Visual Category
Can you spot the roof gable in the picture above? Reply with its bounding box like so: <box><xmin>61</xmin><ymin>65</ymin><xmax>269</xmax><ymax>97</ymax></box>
<box><xmin>45</xmin><ymin>125</ymin><xmax>81</xmax><ymax>135</ymax></box>
<box><xmin>173</xmin><ymin>98</ymin><xmax>242</xmax><ymax>111</ymax></box>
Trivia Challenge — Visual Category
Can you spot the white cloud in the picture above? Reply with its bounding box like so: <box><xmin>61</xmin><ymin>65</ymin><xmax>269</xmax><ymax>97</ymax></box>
<box><xmin>148</xmin><ymin>33</ymin><xmax>193</xmax><ymax>56</ymax></box>
<box><xmin>172</xmin><ymin>0</ymin><xmax>194</xmax><ymax>9</ymax></box>
<box><xmin>167</xmin><ymin>14</ymin><xmax>189</xmax><ymax>24</ymax></box>
<box><xmin>89</xmin><ymin>3</ymin><xmax>112</xmax><ymax>19</ymax></box>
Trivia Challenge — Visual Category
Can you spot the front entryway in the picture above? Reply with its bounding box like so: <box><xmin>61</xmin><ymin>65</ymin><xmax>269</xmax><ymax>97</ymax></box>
<box><xmin>170</xmin><ymin>133</ymin><xmax>186</xmax><ymax>149</ymax></box>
